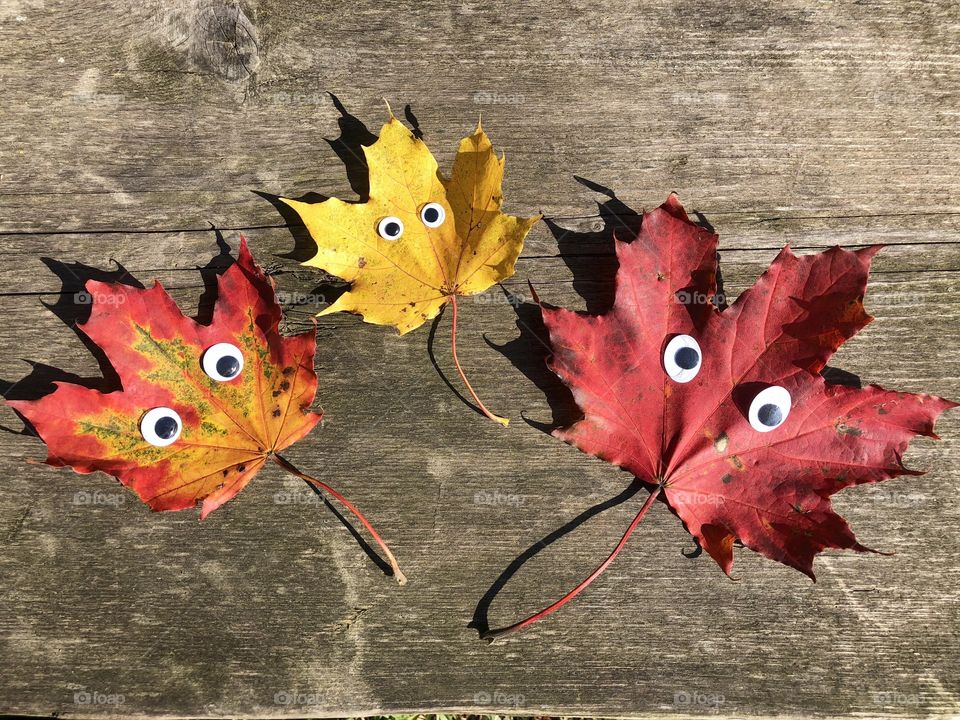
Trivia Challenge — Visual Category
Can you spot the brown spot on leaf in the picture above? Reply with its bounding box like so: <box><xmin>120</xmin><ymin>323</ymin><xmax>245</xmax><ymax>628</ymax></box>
<box><xmin>272</xmin><ymin>408</ymin><xmax>282</xmax><ymax>417</ymax></box>
<box><xmin>280</xmin><ymin>380</ymin><xmax>291</xmax><ymax>392</ymax></box>
<box><xmin>358</xmin><ymin>257</ymin><xmax>366</xmax><ymax>268</ymax></box>
<box><xmin>656</xmin><ymin>272</ymin><xmax>665</xmax><ymax>281</ymax></box>
<box><xmin>721</xmin><ymin>473</ymin><xmax>733</xmax><ymax>484</ymax></box>
<box><xmin>835</xmin><ymin>420</ymin><xmax>863</xmax><ymax>437</ymax></box>
<box><xmin>237</xmin><ymin>464</ymin><xmax>246</xmax><ymax>472</ymax></box>
<box><xmin>727</xmin><ymin>455</ymin><xmax>744</xmax><ymax>471</ymax></box>
<box><xmin>714</xmin><ymin>432</ymin><xmax>729</xmax><ymax>453</ymax></box>
<box><xmin>282</xmin><ymin>366</ymin><xmax>295</xmax><ymax>376</ymax></box>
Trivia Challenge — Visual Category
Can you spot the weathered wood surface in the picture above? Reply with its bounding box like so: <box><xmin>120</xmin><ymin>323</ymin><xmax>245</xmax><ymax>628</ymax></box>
<box><xmin>1</xmin><ymin>0</ymin><xmax>959</xmax><ymax>718</ymax></box>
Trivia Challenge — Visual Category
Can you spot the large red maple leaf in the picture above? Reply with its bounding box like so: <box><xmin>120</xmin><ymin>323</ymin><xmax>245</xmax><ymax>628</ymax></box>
<box><xmin>489</xmin><ymin>194</ymin><xmax>955</xmax><ymax>638</ymax></box>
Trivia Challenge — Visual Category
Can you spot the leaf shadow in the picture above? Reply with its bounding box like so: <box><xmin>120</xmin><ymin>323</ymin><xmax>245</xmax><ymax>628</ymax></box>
<box><xmin>469</xmin><ymin>476</ymin><xmax>650</xmax><ymax>639</ymax></box>
<box><xmin>1</xmin><ymin>256</ymin><xmax>144</xmax><ymax>406</ymax></box>
<box><xmin>196</xmin><ymin>227</ymin><xmax>238</xmax><ymax>323</ymax></box>
<box><xmin>2</xmin><ymin>226</ymin><xmax>241</xmax><ymax>411</ymax></box>
<box><xmin>821</xmin><ymin>365</ymin><xmax>862</xmax><ymax>389</ymax></box>
<box><xmin>250</xmin><ymin>189</ymin><xmax>349</xmax><ymax>315</ymax></box>
<box><xmin>254</xmin><ymin>91</ymin><xmax>377</xmax><ymax>256</ymax></box>
<box><xmin>486</xmin><ymin>177</ymin><xmax>643</xmax><ymax>433</ymax></box>
<box><xmin>690</xmin><ymin>210</ymin><xmax>729</xmax><ymax>310</ymax></box>
<box><xmin>252</xmin><ymin>189</ymin><xmax>323</xmax><ymax>263</ymax></box>
<box><xmin>254</xmin><ymin>93</ymin><xmax>377</xmax><ymax>311</ymax></box>
<box><xmin>301</xmin><ymin>481</ymin><xmax>393</xmax><ymax>577</ymax></box>
<box><xmin>256</xmin><ymin>92</ymin><xmax>377</xmax><ymax>262</ymax></box>
<box><xmin>327</xmin><ymin>92</ymin><xmax>378</xmax><ymax>199</ymax></box>
<box><xmin>545</xmin><ymin>176</ymin><xmax>643</xmax><ymax>314</ymax></box>
<box><xmin>426</xmin><ymin>305</ymin><xmax>483</xmax><ymax>417</ymax></box>
<box><xmin>404</xmin><ymin>104</ymin><xmax>424</xmax><ymax>140</ymax></box>
<box><xmin>483</xmin><ymin>286</ymin><xmax>579</xmax><ymax>432</ymax></box>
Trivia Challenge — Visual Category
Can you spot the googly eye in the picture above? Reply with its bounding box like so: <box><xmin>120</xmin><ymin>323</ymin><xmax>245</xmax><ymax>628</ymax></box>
<box><xmin>748</xmin><ymin>385</ymin><xmax>791</xmax><ymax>433</ymax></box>
<box><xmin>377</xmin><ymin>216</ymin><xmax>404</xmax><ymax>240</ymax></box>
<box><xmin>202</xmin><ymin>342</ymin><xmax>244</xmax><ymax>382</ymax></box>
<box><xmin>663</xmin><ymin>334</ymin><xmax>702</xmax><ymax>383</ymax></box>
<box><xmin>419</xmin><ymin>202</ymin><xmax>446</xmax><ymax>228</ymax></box>
<box><xmin>140</xmin><ymin>407</ymin><xmax>182</xmax><ymax>447</ymax></box>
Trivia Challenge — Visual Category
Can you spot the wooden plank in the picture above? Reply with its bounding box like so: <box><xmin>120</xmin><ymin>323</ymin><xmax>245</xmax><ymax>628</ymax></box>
<box><xmin>1</xmin><ymin>0</ymin><xmax>959</xmax><ymax>718</ymax></box>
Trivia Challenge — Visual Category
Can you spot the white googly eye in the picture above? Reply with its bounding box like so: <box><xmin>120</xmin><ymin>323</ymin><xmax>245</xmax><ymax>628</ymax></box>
<box><xmin>202</xmin><ymin>342</ymin><xmax>244</xmax><ymax>382</ymax></box>
<box><xmin>748</xmin><ymin>385</ymin><xmax>791</xmax><ymax>433</ymax></box>
<box><xmin>663</xmin><ymin>334</ymin><xmax>702</xmax><ymax>383</ymax></box>
<box><xmin>140</xmin><ymin>407</ymin><xmax>182</xmax><ymax>447</ymax></box>
<box><xmin>419</xmin><ymin>202</ymin><xmax>446</xmax><ymax>228</ymax></box>
<box><xmin>377</xmin><ymin>216</ymin><xmax>404</xmax><ymax>240</ymax></box>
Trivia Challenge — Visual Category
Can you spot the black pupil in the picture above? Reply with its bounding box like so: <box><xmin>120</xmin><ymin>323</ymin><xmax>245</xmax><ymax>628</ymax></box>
<box><xmin>674</xmin><ymin>346</ymin><xmax>699</xmax><ymax>370</ymax></box>
<box><xmin>154</xmin><ymin>415</ymin><xmax>179</xmax><ymax>440</ymax></box>
<box><xmin>423</xmin><ymin>207</ymin><xmax>439</xmax><ymax>223</ymax></box>
<box><xmin>385</xmin><ymin>221</ymin><xmax>401</xmax><ymax>237</ymax></box>
<box><xmin>216</xmin><ymin>354</ymin><xmax>240</xmax><ymax>378</ymax></box>
<box><xmin>758</xmin><ymin>403</ymin><xmax>783</xmax><ymax>427</ymax></box>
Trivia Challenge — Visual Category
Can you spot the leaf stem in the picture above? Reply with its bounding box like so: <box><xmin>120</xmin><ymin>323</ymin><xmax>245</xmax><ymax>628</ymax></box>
<box><xmin>450</xmin><ymin>294</ymin><xmax>509</xmax><ymax>426</ymax></box>
<box><xmin>483</xmin><ymin>484</ymin><xmax>662</xmax><ymax>641</ymax></box>
<box><xmin>272</xmin><ymin>453</ymin><xmax>407</xmax><ymax>585</ymax></box>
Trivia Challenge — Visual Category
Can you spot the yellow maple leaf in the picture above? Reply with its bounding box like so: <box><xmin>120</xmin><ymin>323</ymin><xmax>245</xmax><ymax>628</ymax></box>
<box><xmin>280</xmin><ymin>112</ymin><xmax>541</xmax><ymax>425</ymax></box>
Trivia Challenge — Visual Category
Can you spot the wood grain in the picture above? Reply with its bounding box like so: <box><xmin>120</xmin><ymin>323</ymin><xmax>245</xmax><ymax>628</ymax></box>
<box><xmin>1</xmin><ymin>0</ymin><xmax>958</xmax><ymax>717</ymax></box>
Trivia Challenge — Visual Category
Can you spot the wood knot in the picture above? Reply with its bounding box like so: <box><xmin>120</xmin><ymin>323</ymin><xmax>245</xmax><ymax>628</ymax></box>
<box><xmin>191</xmin><ymin>1</ymin><xmax>260</xmax><ymax>81</ymax></box>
